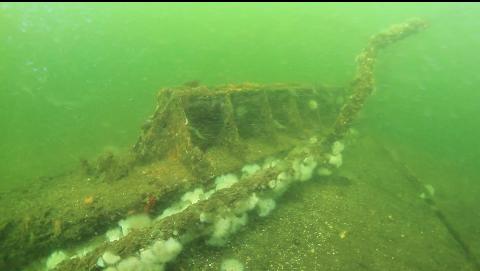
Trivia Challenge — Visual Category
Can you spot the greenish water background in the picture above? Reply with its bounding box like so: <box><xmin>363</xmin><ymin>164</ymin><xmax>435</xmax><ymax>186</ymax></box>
<box><xmin>1</xmin><ymin>2</ymin><xmax>479</xmax><ymax>189</ymax></box>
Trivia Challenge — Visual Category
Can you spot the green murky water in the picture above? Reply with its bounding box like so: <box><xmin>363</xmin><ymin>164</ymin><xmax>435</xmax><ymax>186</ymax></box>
<box><xmin>1</xmin><ymin>3</ymin><xmax>479</xmax><ymax>271</ymax></box>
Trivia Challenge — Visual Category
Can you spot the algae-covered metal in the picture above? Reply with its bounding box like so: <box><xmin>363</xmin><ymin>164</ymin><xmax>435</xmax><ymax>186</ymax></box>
<box><xmin>0</xmin><ymin>19</ymin><xmax>427</xmax><ymax>271</ymax></box>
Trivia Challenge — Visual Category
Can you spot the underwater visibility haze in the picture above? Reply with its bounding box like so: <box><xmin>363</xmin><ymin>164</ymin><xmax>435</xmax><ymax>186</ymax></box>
<box><xmin>1</xmin><ymin>3</ymin><xmax>480</xmax><ymax>271</ymax></box>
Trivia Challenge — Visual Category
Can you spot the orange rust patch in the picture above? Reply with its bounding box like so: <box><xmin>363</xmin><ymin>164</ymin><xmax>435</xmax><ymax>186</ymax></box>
<box><xmin>84</xmin><ymin>196</ymin><xmax>94</xmax><ymax>205</ymax></box>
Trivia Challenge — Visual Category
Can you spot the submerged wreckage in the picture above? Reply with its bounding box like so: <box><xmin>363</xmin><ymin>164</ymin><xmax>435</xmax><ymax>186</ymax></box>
<box><xmin>0</xmin><ymin>19</ymin><xmax>436</xmax><ymax>270</ymax></box>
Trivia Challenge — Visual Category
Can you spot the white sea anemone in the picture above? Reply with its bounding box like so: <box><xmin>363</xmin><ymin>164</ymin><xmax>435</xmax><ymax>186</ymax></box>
<box><xmin>151</xmin><ymin>238</ymin><xmax>183</xmax><ymax>263</ymax></box>
<box><xmin>221</xmin><ymin>258</ymin><xmax>244</xmax><ymax>271</ymax></box>
<box><xmin>262</xmin><ymin>158</ymin><xmax>279</xmax><ymax>170</ymax></box>
<box><xmin>118</xmin><ymin>214</ymin><xmax>152</xmax><ymax>236</ymax></box>
<box><xmin>46</xmin><ymin>250</ymin><xmax>67</xmax><ymax>270</ymax></box>
<box><xmin>293</xmin><ymin>156</ymin><xmax>318</xmax><ymax>181</ymax></box>
<box><xmin>106</xmin><ymin>227</ymin><xmax>123</xmax><ymax>242</ymax></box>
<box><xmin>215</xmin><ymin>174</ymin><xmax>239</xmax><ymax>190</ymax></box>
<box><xmin>328</xmin><ymin>153</ymin><xmax>343</xmax><ymax>168</ymax></box>
<box><xmin>116</xmin><ymin>256</ymin><xmax>142</xmax><ymax>271</ymax></box>
<box><xmin>332</xmin><ymin>141</ymin><xmax>345</xmax><ymax>155</ymax></box>
<box><xmin>181</xmin><ymin>188</ymin><xmax>205</xmax><ymax>204</ymax></box>
<box><xmin>139</xmin><ymin>248</ymin><xmax>158</xmax><ymax>265</ymax></box>
<box><xmin>235</xmin><ymin>193</ymin><xmax>259</xmax><ymax>213</ymax></box>
<box><xmin>241</xmin><ymin>164</ymin><xmax>261</xmax><ymax>178</ymax></box>
<box><xmin>208</xmin><ymin>214</ymin><xmax>248</xmax><ymax>246</ymax></box>
<box><xmin>257</xmin><ymin>198</ymin><xmax>276</xmax><ymax>217</ymax></box>
<box><xmin>101</xmin><ymin>251</ymin><xmax>121</xmax><ymax>266</ymax></box>
<box><xmin>272</xmin><ymin>172</ymin><xmax>292</xmax><ymax>195</ymax></box>
<box><xmin>317</xmin><ymin>167</ymin><xmax>332</xmax><ymax>176</ymax></box>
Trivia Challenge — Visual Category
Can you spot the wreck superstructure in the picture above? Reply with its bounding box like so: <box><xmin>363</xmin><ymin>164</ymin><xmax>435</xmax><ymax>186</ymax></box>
<box><xmin>0</xmin><ymin>19</ymin><xmax>438</xmax><ymax>271</ymax></box>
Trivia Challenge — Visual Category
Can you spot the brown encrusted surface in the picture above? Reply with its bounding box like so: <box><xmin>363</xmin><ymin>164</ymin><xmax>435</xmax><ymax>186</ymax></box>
<box><xmin>1</xmin><ymin>82</ymin><xmax>339</xmax><ymax>271</ymax></box>
<box><xmin>55</xmin><ymin>20</ymin><xmax>431</xmax><ymax>271</ymax></box>
<box><xmin>2</xmin><ymin>19</ymin><xmax>430</xmax><ymax>271</ymax></box>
